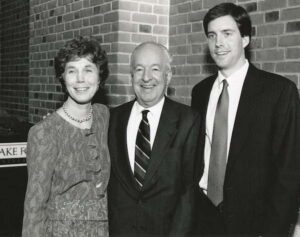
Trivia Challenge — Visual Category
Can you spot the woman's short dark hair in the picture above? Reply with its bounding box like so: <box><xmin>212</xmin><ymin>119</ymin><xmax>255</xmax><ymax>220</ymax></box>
<box><xmin>54</xmin><ymin>36</ymin><xmax>109</xmax><ymax>89</ymax></box>
<box><xmin>203</xmin><ymin>3</ymin><xmax>252</xmax><ymax>40</ymax></box>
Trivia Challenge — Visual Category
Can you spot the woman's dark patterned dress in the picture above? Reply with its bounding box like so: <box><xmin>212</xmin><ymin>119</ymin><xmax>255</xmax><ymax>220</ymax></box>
<box><xmin>22</xmin><ymin>104</ymin><xmax>110</xmax><ymax>237</ymax></box>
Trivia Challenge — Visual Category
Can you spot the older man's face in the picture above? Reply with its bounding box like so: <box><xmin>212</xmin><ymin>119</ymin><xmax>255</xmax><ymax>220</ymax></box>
<box><xmin>131</xmin><ymin>44</ymin><xmax>171</xmax><ymax>108</ymax></box>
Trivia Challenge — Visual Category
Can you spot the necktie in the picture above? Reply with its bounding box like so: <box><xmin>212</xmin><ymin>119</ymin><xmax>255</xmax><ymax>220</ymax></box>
<box><xmin>207</xmin><ymin>79</ymin><xmax>229</xmax><ymax>206</ymax></box>
<box><xmin>134</xmin><ymin>110</ymin><xmax>151</xmax><ymax>188</ymax></box>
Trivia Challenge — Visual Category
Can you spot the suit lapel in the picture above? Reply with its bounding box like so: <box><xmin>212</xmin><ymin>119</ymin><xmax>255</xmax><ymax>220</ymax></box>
<box><xmin>199</xmin><ymin>76</ymin><xmax>216</xmax><ymax>116</ymax></box>
<box><xmin>112</xmin><ymin>101</ymin><xmax>140</xmax><ymax>194</ymax></box>
<box><xmin>142</xmin><ymin>98</ymin><xmax>179</xmax><ymax>190</ymax></box>
<box><xmin>225</xmin><ymin>65</ymin><xmax>264</xmax><ymax>179</ymax></box>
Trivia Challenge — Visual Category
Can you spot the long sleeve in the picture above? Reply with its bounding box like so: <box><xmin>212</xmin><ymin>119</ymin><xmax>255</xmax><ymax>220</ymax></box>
<box><xmin>22</xmin><ymin>122</ymin><xmax>57</xmax><ymax>237</ymax></box>
<box><xmin>264</xmin><ymin>82</ymin><xmax>300</xmax><ymax>235</ymax></box>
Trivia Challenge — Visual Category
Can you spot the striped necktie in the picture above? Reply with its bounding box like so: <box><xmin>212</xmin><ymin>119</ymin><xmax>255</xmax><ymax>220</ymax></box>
<box><xmin>207</xmin><ymin>79</ymin><xmax>229</xmax><ymax>206</ymax></box>
<box><xmin>134</xmin><ymin>110</ymin><xmax>151</xmax><ymax>189</ymax></box>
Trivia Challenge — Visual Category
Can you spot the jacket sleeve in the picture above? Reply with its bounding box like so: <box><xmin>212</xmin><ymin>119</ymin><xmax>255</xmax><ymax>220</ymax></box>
<box><xmin>264</xmin><ymin>83</ymin><xmax>300</xmax><ymax>236</ymax></box>
<box><xmin>22</xmin><ymin>123</ymin><xmax>57</xmax><ymax>237</ymax></box>
<box><xmin>169</xmin><ymin>111</ymin><xmax>202</xmax><ymax>236</ymax></box>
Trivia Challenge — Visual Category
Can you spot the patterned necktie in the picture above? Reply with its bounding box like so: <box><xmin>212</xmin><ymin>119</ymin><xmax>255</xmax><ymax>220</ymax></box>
<box><xmin>134</xmin><ymin>110</ymin><xmax>151</xmax><ymax>189</ymax></box>
<box><xmin>207</xmin><ymin>79</ymin><xmax>229</xmax><ymax>206</ymax></box>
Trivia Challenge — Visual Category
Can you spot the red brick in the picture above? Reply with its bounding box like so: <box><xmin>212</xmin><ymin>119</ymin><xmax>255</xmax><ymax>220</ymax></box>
<box><xmin>170</xmin><ymin>35</ymin><xmax>187</xmax><ymax>46</ymax></box>
<box><xmin>118</xmin><ymin>32</ymin><xmax>131</xmax><ymax>42</ymax></box>
<box><xmin>265</xmin><ymin>11</ymin><xmax>279</xmax><ymax>22</ymax></box>
<box><xmin>104</xmin><ymin>32</ymin><xmax>118</xmax><ymax>43</ymax></box>
<box><xmin>286</xmin><ymin>21</ymin><xmax>300</xmax><ymax>33</ymax></box>
<box><xmin>119</xmin><ymin>11</ymin><xmax>131</xmax><ymax>21</ymax></box>
<box><xmin>188</xmin><ymin>11</ymin><xmax>205</xmax><ymax>22</ymax></box>
<box><xmin>279</xmin><ymin>34</ymin><xmax>300</xmax><ymax>46</ymax></box>
<box><xmin>288</xmin><ymin>0</ymin><xmax>300</xmax><ymax>6</ymax></box>
<box><xmin>114</xmin><ymin>22</ymin><xmax>138</xmax><ymax>32</ymax></box>
<box><xmin>174</xmin><ymin>45</ymin><xmax>189</xmax><ymax>55</ymax></box>
<box><xmin>276</xmin><ymin>61</ymin><xmax>300</xmax><ymax>73</ymax></box>
<box><xmin>108</xmin><ymin>74</ymin><xmax>132</xmax><ymax>84</ymax></box>
<box><xmin>188</xmin><ymin>33</ymin><xmax>207</xmax><ymax>44</ymax></box>
<box><xmin>100</xmin><ymin>23</ymin><xmax>112</xmax><ymax>33</ymax></box>
<box><xmin>79</xmin><ymin>27</ymin><xmax>93</xmax><ymax>36</ymax></box>
<box><xmin>177</xmin><ymin>24</ymin><xmax>192</xmax><ymax>34</ymax></box>
<box><xmin>192</xmin><ymin>1</ymin><xmax>202</xmax><ymax>11</ymax></box>
<box><xmin>242</xmin><ymin>2</ymin><xmax>257</xmax><ymax>13</ymax></box>
<box><xmin>71</xmin><ymin>1</ymin><xmax>83</xmax><ymax>11</ymax></box>
<box><xmin>281</xmin><ymin>7</ymin><xmax>300</xmax><ymax>20</ymax></box>
<box><xmin>104</xmin><ymin>11</ymin><xmax>118</xmax><ymax>23</ymax></box>
<box><xmin>131</xmin><ymin>34</ymin><xmax>156</xmax><ymax>43</ymax></box>
<box><xmin>261</xmin><ymin>0</ymin><xmax>287</xmax><ymax>10</ymax></box>
<box><xmin>257</xmin><ymin>23</ymin><xmax>284</xmax><ymax>36</ymax></box>
<box><xmin>262</xmin><ymin>37</ymin><xmax>277</xmax><ymax>48</ymax></box>
<box><xmin>177</xmin><ymin>2</ymin><xmax>191</xmax><ymax>14</ymax></box>
<box><xmin>159</xmin><ymin>16</ymin><xmax>168</xmax><ymax>25</ymax></box>
<box><xmin>286</xmin><ymin>47</ymin><xmax>300</xmax><ymax>59</ymax></box>
<box><xmin>140</xmin><ymin>24</ymin><xmax>152</xmax><ymax>33</ymax></box>
<box><xmin>154</xmin><ymin>5</ymin><xmax>169</xmax><ymax>15</ymax></box>
<box><xmin>192</xmin><ymin>22</ymin><xmax>203</xmax><ymax>32</ymax></box>
<box><xmin>113</xmin><ymin>1</ymin><xmax>138</xmax><ymax>11</ymax></box>
<box><xmin>111</xmin><ymin>43</ymin><xmax>137</xmax><ymax>53</ymax></box>
<box><xmin>111</xmin><ymin>85</ymin><xmax>133</xmax><ymax>94</ymax></box>
<box><xmin>250</xmin><ymin>38</ymin><xmax>263</xmax><ymax>49</ymax></box>
<box><xmin>159</xmin><ymin>0</ymin><xmax>169</xmax><ymax>4</ymax></box>
<box><xmin>249</xmin><ymin>13</ymin><xmax>264</xmax><ymax>25</ymax></box>
<box><xmin>175</xmin><ymin>86</ymin><xmax>192</xmax><ymax>96</ymax></box>
<box><xmin>132</xmin><ymin>13</ymin><xmax>157</xmax><ymax>24</ymax></box>
<box><xmin>203</xmin><ymin>0</ymin><xmax>234</xmax><ymax>9</ymax></box>
<box><xmin>170</xmin><ymin>14</ymin><xmax>188</xmax><ymax>25</ymax></box>
<box><xmin>182</xmin><ymin>65</ymin><xmax>201</xmax><ymax>75</ymax></box>
<box><xmin>140</xmin><ymin>4</ymin><xmax>152</xmax><ymax>13</ymax></box>
<box><xmin>256</xmin><ymin>49</ymin><xmax>284</xmax><ymax>61</ymax></box>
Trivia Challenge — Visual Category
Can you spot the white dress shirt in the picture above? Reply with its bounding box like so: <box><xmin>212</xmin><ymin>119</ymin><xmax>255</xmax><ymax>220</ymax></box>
<box><xmin>126</xmin><ymin>97</ymin><xmax>165</xmax><ymax>172</ymax></box>
<box><xmin>200</xmin><ymin>60</ymin><xmax>249</xmax><ymax>191</ymax></box>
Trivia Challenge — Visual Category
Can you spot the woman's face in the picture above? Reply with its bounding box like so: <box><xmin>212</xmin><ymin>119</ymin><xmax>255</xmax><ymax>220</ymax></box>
<box><xmin>63</xmin><ymin>57</ymin><xmax>100</xmax><ymax>104</ymax></box>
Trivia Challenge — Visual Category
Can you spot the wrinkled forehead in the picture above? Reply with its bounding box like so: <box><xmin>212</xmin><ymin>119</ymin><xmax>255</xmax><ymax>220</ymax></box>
<box><xmin>132</xmin><ymin>44</ymin><xmax>168</xmax><ymax>67</ymax></box>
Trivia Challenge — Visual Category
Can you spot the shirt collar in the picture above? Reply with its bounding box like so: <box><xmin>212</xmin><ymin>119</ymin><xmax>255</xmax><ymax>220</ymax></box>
<box><xmin>217</xmin><ymin>60</ymin><xmax>249</xmax><ymax>88</ymax></box>
<box><xmin>133</xmin><ymin>97</ymin><xmax>165</xmax><ymax>117</ymax></box>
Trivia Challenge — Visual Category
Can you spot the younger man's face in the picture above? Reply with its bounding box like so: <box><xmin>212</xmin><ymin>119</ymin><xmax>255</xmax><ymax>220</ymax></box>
<box><xmin>207</xmin><ymin>15</ymin><xmax>249</xmax><ymax>77</ymax></box>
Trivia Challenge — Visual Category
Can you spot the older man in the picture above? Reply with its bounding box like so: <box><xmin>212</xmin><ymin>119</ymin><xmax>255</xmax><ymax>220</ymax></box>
<box><xmin>108</xmin><ymin>42</ymin><xmax>201</xmax><ymax>237</ymax></box>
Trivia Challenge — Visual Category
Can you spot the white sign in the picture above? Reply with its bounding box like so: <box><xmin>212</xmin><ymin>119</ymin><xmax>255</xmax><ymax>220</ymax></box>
<box><xmin>0</xmin><ymin>143</ymin><xmax>27</xmax><ymax>167</ymax></box>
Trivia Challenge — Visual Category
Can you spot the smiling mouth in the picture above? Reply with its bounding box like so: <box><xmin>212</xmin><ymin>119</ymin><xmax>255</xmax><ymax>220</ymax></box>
<box><xmin>215</xmin><ymin>51</ymin><xmax>229</xmax><ymax>56</ymax></box>
<box><xmin>74</xmin><ymin>87</ymin><xmax>89</xmax><ymax>92</ymax></box>
<box><xmin>141</xmin><ymin>85</ymin><xmax>155</xmax><ymax>89</ymax></box>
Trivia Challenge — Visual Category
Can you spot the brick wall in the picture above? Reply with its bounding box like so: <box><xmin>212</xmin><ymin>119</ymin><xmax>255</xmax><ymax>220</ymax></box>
<box><xmin>28</xmin><ymin>0</ymin><xmax>169</xmax><ymax>123</ymax></box>
<box><xmin>29</xmin><ymin>0</ymin><xmax>116</xmax><ymax>123</ymax></box>
<box><xmin>169</xmin><ymin>0</ymin><xmax>300</xmax><ymax>105</ymax></box>
<box><xmin>0</xmin><ymin>0</ymin><xmax>29</xmax><ymax>120</ymax></box>
<box><xmin>104</xmin><ymin>0</ymin><xmax>170</xmax><ymax>107</ymax></box>
<box><xmin>1</xmin><ymin>0</ymin><xmax>299</xmax><ymax>120</ymax></box>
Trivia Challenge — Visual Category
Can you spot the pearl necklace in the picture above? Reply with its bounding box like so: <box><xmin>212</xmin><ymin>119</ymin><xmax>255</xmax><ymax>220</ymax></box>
<box><xmin>62</xmin><ymin>103</ymin><xmax>93</xmax><ymax>123</ymax></box>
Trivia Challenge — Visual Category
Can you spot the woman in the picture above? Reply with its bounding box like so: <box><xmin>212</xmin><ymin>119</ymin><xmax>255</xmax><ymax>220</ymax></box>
<box><xmin>22</xmin><ymin>36</ymin><xmax>110</xmax><ymax>237</ymax></box>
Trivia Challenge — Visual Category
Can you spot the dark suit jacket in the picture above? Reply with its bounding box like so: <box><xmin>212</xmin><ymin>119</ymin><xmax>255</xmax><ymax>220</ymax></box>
<box><xmin>108</xmin><ymin>97</ymin><xmax>201</xmax><ymax>237</ymax></box>
<box><xmin>191</xmin><ymin>64</ymin><xmax>300</xmax><ymax>236</ymax></box>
